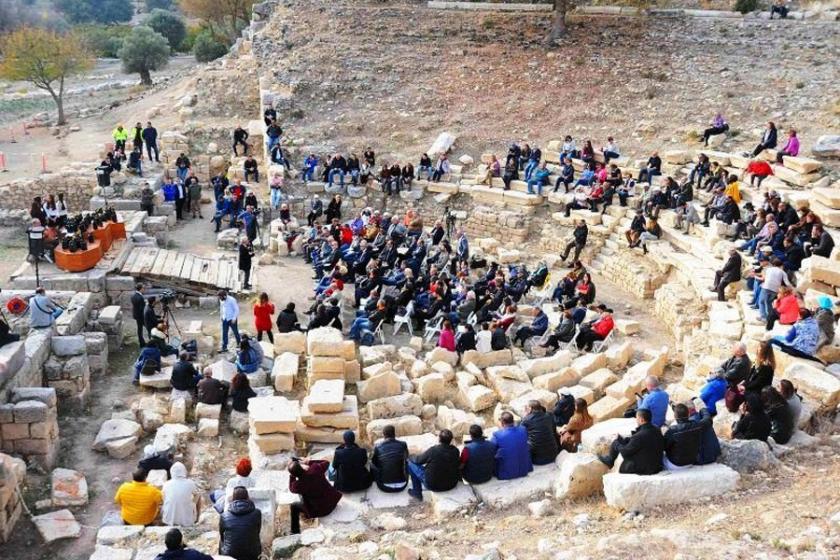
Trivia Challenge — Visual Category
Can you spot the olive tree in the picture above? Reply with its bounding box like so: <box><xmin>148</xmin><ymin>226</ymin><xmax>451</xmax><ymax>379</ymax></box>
<box><xmin>118</xmin><ymin>25</ymin><xmax>171</xmax><ymax>86</ymax></box>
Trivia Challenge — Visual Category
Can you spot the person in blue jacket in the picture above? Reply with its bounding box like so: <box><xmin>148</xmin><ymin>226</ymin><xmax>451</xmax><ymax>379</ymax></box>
<box><xmin>212</xmin><ymin>195</ymin><xmax>233</xmax><ymax>233</ymax></box>
<box><xmin>635</xmin><ymin>375</ymin><xmax>669</xmax><ymax>428</ymax></box>
<box><xmin>235</xmin><ymin>339</ymin><xmax>260</xmax><ymax>374</ymax></box>
<box><xmin>699</xmin><ymin>375</ymin><xmax>727</xmax><ymax>416</ymax></box>
<box><xmin>459</xmin><ymin>425</ymin><xmax>497</xmax><ymax>484</ymax></box>
<box><xmin>490</xmin><ymin>411</ymin><xmax>533</xmax><ymax>480</ymax></box>
<box><xmin>154</xmin><ymin>529</ymin><xmax>213</xmax><ymax>560</ymax></box>
<box><xmin>133</xmin><ymin>341</ymin><xmax>162</xmax><ymax>384</ymax></box>
<box><xmin>512</xmin><ymin>308</ymin><xmax>548</xmax><ymax>347</ymax></box>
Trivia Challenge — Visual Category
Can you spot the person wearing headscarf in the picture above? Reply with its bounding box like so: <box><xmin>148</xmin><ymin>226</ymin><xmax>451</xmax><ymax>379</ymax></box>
<box><xmin>211</xmin><ymin>457</ymin><xmax>256</xmax><ymax>514</ymax></box>
<box><xmin>815</xmin><ymin>295</ymin><xmax>838</xmax><ymax>352</ymax></box>
<box><xmin>162</xmin><ymin>462</ymin><xmax>197</xmax><ymax>526</ymax></box>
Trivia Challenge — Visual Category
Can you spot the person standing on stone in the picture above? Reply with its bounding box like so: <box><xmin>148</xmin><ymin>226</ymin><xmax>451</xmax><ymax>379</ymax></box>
<box><xmin>232</xmin><ymin>126</ymin><xmax>249</xmax><ymax>156</ymax></box>
<box><xmin>407</xmin><ymin>430</ymin><xmax>460</xmax><ymax>501</ymax></box>
<box><xmin>162</xmin><ymin>462</ymin><xmax>197</xmax><ymax>526</ymax></box>
<box><xmin>491</xmin><ymin>412</ymin><xmax>532</xmax><ymax>480</ymax></box>
<box><xmin>243</xmin><ymin>156</ymin><xmax>259</xmax><ymax>183</ymax></box>
<box><xmin>560</xmin><ymin>220</ymin><xmax>588</xmax><ymax>263</ymax></box>
<box><xmin>330</xmin><ymin>430</ymin><xmax>373</xmax><ymax>493</ymax></box>
<box><xmin>598</xmin><ymin>408</ymin><xmax>664</xmax><ymax>475</ymax></box>
<box><xmin>142</xmin><ymin>121</ymin><xmax>159</xmax><ymax>162</ymax></box>
<box><xmin>219</xmin><ymin>486</ymin><xmax>262</xmax><ymax>560</ymax></box>
<box><xmin>131</xmin><ymin>283</ymin><xmax>147</xmax><ymax>347</ymax></box>
<box><xmin>459</xmin><ymin>425</ymin><xmax>497</xmax><ymax>485</ymax></box>
<box><xmin>114</xmin><ymin>468</ymin><xmax>163</xmax><ymax>526</ymax></box>
<box><xmin>370</xmin><ymin>425</ymin><xmax>409</xmax><ymax>493</ymax></box>
<box><xmin>186</xmin><ymin>173</ymin><xmax>203</xmax><ymax>219</ymax></box>
<box><xmin>288</xmin><ymin>458</ymin><xmax>342</xmax><ymax>534</ymax></box>
<box><xmin>238</xmin><ymin>238</ymin><xmax>255</xmax><ymax>291</ymax></box>
<box><xmin>140</xmin><ymin>182</ymin><xmax>155</xmax><ymax>217</ymax></box>
<box><xmin>252</xmin><ymin>292</ymin><xmax>275</xmax><ymax>344</ymax></box>
<box><xmin>154</xmin><ymin>528</ymin><xmax>212</xmax><ymax>560</ymax></box>
<box><xmin>219</xmin><ymin>289</ymin><xmax>241</xmax><ymax>353</ymax></box>
<box><xmin>112</xmin><ymin>123</ymin><xmax>129</xmax><ymax>152</ymax></box>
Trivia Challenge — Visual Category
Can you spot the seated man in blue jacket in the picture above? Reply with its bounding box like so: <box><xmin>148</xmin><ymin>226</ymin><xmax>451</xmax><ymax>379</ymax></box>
<box><xmin>634</xmin><ymin>376</ymin><xmax>669</xmax><ymax>428</ymax></box>
<box><xmin>459</xmin><ymin>425</ymin><xmax>497</xmax><ymax>485</ymax></box>
<box><xmin>490</xmin><ymin>412</ymin><xmax>532</xmax><ymax>480</ymax></box>
<box><xmin>133</xmin><ymin>341</ymin><xmax>162</xmax><ymax>384</ymax></box>
<box><xmin>512</xmin><ymin>308</ymin><xmax>549</xmax><ymax>347</ymax></box>
<box><xmin>212</xmin><ymin>195</ymin><xmax>233</xmax><ymax>233</ymax></box>
<box><xmin>155</xmin><ymin>528</ymin><xmax>213</xmax><ymax>560</ymax></box>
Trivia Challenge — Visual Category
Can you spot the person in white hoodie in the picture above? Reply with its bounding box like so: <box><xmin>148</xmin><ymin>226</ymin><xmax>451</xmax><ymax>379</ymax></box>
<box><xmin>162</xmin><ymin>462</ymin><xmax>196</xmax><ymax>526</ymax></box>
<box><xmin>476</xmin><ymin>322</ymin><xmax>493</xmax><ymax>353</ymax></box>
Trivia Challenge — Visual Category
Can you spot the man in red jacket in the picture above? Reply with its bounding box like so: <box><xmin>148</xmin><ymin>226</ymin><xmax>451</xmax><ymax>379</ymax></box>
<box><xmin>577</xmin><ymin>305</ymin><xmax>615</xmax><ymax>351</ymax></box>
<box><xmin>288</xmin><ymin>458</ymin><xmax>342</xmax><ymax>534</ymax></box>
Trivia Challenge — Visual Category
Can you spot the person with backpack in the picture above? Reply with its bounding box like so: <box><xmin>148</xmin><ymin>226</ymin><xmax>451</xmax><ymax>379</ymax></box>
<box><xmin>133</xmin><ymin>341</ymin><xmax>162</xmax><ymax>385</ymax></box>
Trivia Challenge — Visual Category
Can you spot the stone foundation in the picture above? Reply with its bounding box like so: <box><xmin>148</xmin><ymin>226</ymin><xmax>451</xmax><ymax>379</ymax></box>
<box><xmin>0</xmin><ymin>388</ymin><xmax>60</xmax><ymax>470</ymax></box>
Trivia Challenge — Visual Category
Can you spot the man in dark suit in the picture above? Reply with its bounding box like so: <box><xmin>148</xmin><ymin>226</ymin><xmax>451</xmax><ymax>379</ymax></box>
<box><xmin>143</xmin><ymin>296</ymin><xmax>160</xmax><ymax>339</ymax></box>
<box><xmin>598</xmin><ymin>408</ymin><xmax>664</xmax><ymax>475</ymax></box>
<box><xmin>711</xmin><ymin>247</ymin><xmax>742</xmax><ymax>301</ymax></box>
<box><xmin>175</xmin><ymin>180</ymin><xmax>187</xmax><ymax>220</ymax></box>
<box><xmin>131</xmin><ymin>283</ymin><xmax>146</xmax><ymax>346</ymax></box>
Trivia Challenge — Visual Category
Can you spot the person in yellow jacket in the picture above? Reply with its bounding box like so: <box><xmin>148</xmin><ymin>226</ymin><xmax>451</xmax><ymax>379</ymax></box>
<box><xmin>113</xmin><ymin>124</ymin><xmax>129</xmax><ymax>153</ymax></box>
<box><xmin>724</xmin><ymin>174</ymin><xmax>741</xmax><ymax>204</ymax></box>
<box><xmin>114</xmin><ymin>469</ymin><xmax>163</xmax><ymax>525</ymax></box>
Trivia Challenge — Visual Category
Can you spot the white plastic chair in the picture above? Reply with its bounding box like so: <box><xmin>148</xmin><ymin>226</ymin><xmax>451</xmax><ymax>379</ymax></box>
<box><xmin>373</xmin><ymin>319</ymin><xmax>386</xmax><ymax>345</ymax></box>
<box><xmin>592</xmin><ymin>328</ymin><xmax>615</xmax><ymax>353</ymax></box>
<box><xmin>424</xmin><ymin>314</ymin><xmax>444</xmax><ymax>343</ymax></box>
<box><xmin>466</xmin><ymin>311</ymin><xmax>477</xmax><ymax>326</ymax></box>
<box><xmin>531</xmin><ymin>272</ymin><xmax>553</xmax><ymax>306</ymax></box>
<box><xmin>560</xmin><ymin>326</ymin><xmax>581</xmax><ymax>352</ymax></box>
<box><xmin>393</xmin><ymin>301</ymin><xmax>415</xmax><ymax>337</ymax></box>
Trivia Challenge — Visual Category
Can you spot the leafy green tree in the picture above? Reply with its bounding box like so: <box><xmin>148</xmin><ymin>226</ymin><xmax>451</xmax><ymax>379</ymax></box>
<box><xmin>53</xmin><ymin>0</ymin><xmax>133</xmax><ymax>24</ymax></box>
<box><xmin>145</xmin><ymin>0</ymin><xmax>174</xmax><ymax>11</ymax></box>
<box><xmin>192</xmin><ymin>28</ymin><xmax>228</xmax><ymax>62</ymax></box>
<box><xmin>118</xmin><ymin>25</ymin><xmax>170</xmax><ymax>86</ymax></box>
<box><xmin>0</xmin><ymin>27</ymin><xmax>95</xmax><ymax>124</ymax></box>
<box><xmin>144</xmin><ymin>9</ymin><xmax>187</xmax><ymax>50</ymax></box>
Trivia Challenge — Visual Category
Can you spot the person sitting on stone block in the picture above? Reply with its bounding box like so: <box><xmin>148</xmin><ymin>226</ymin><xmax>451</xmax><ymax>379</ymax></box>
<box><xmin>598</xmin><ymin>408</ymin><xmax>664</xmax><ymax>475</ymax></box>
<box><xmin>219</xmin><ymin>486</ymin><xmax>262</xmax><ymax>559</ymax></box>
<box><xmin>234</xmin><ymin>338</ymin><xmax>260</xmax><ymax>374</ymax></box>
<box><xmin>731</xmin><ymin>393</ymin><xmax>771</xmax><ymax>442</ymax></box>
<box><xmin>115</xmin><ymin>468</ymin><xmax>163</xmax><ymax>526</ymax></box>
<box><xmin>154</xmin><ymin>528</ymin><xmax>212</xmax><ymax>560</ymax></box>
<box><xmin>521</xmin><ymin>401</ymin><xmax>559</xmax><ymax>466</ymax></box>
<box><xmin>371</xmin><ymin>424</ymin><xmax>409</xmax><ymax>493</ymax></box>
<box><xmin>288</xmin><ymin>459</ymin><xmax>342</xmax><ymax>534</ymax></box>
<box><xmin>491</xmin><ymin>411</ymin><xmax>533</xmax><ymax>480</ymax></box>
<box><xmin>171</xmin><ymin>351</ymin><xmax>201</xmax><ymax>393</ymax></box>
<box><xmin>329</xmin><ymin>430</ymin><xmax>373</xmax><ymax>493</ymax></box>
<box><xmin>133</xmin><ymin>341</ymin><xmax>162</xmax><ymax>384</ymax></box>
<box><xmin>197</xmin><ymin>368</ymin><xmax>229</xmax><ymax>407</ymax></box>
<box><xmin>459</xmin><ymin>424</ymin><xmax>497</xmax><ymax>485</ymax></box>
<box><xmin>664</xmin><ymin>400</ymin><xmax>714</xmax><ymax>469</ymax></box>
<box><xmin>407</xmin><ymin>429</ymin><xmax>460</xmax><ymax>501</ymax></box>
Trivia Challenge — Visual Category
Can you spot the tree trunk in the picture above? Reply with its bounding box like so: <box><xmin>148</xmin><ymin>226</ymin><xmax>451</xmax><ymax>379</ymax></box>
<box><xmin>140</xmin><ymin>69</ymin><xmax>152</xmax><ymax>86</ymax></box>
<box><xmin>44</xmin><ymin>85</ymin><xmax>66</xmax><ymax>126</ymax></box>
<box><xmin>546</xmin><ymin>0</ymin><xmax>568</xmax><ymax>45</ymax></box>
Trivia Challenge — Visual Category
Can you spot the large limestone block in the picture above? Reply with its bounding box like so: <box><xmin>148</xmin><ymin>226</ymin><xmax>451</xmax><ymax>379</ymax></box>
<box><xmin>294</xmin><ymin>422</ymin><xmax>344</xmax><ymax>444</ymax></box>
<box><xmin>553</xmin><ymin>451</ymin><xmax>610</xmax><ymax>499</ymax></box>
<box><xmin>782</xmin><ymin>155</ymin><xmax>822</xmax><ymax>175</ymax></box>
<box><xmin>306</xmin><ymin>327</ymin><xmax>345</xmax><ymax>357</ymax></box>
<box><xmin>782</xmin><ymin>362</ymin><xmax>840</xmax><ymax>408</ymax></box>
<box><xmin>462</xmin><ymin>349</ymin><xmax>513</xmax><ymax>369</ymax></box>
<box><xmin>195</xmin><ymin>403</ymin><xmax>222</xmax><ymax>420</ymax></box>
<box><xmin>773</xmin><ymin>164</ymin><xmax>820</xmax><ymax>187</ymax></box>
<box><xmin>358</xmin><ymin>345</ymin><xmax>395</xmax><ymax>367</ymax></box>
<box><xmin>428</xmin><ymin>483</ymin><xmax>477</xmax><ymax>519</ymax></box>
<box><xmin>587</xmin><ymin>395</ymin><xmax>632</xmax><ymax>422</ymax></box>
<box><xmin>95</xmin><ymin>525</ymin><xmax>144</xmax><ymax>546</ymax></box>
<box><xmin>570</xmin><ymin>353</ymin><xmax>607</xmax><ymax>376</ymax></box>
<box><xmin>435</xmin><ymin>406</ymin><xmax>484</xmax><ymax>439</ymax></box>
<box><xmin>248</xmin><ymin>397</ymin><xmax>300</xmax><ymax>434</ymax></box>
<box><xmin>561</xmin><ymin>384</ymin><xmax>596</xmax><ymax>405</ymax></box>
<box><xmin>275</xmin><ymin>331</ymin><xmax>305</xmax><ymax>354</ymax></box>
<box><xmin>486</xmin><ymin>364</ymin><xmax>530</xmax><ymax>383</ymax></box>
<box><xmin>365</xmin><ymin>415</ymin><xmax>422</xmax><ymax>441</ymax></box>
<box><xmin>32</xmin><ymin>509</ymin><xmax>82</xmax><ymax>542</ymax></box>
<box><xmin>307</xmin><ymin>356</ymin><xmax>346</xmax><ymax>382</ymax></box>
<box><xmin>719</xmin><ymin>438</ymin><xmax>781</xmax><ymax>473</ymax></box>
<box><xmin>152</xmin><ymin>423</ymin><xmax>192</xmax><ymax>453</ymax></box>
<box><xmin>520</xmin><ymin>351</ymin><xmax>572</xmax><ymax>379</ymax></box>
<box><xmin>426</xmin><ymin>347</ymin><xmax>457</xmax><ymax>367</ymax></box>
<box><xmin>805</xmin><ymin>256</ymin><xmax>840</xmax><ymax>288</ymax></box>
<box><xmin>305</xmin><ymin>379</ymin><xmax>345</xmax><ymax>413</ymax></box>
<box><xmin>662</xmin><ymin>150</ymin><xmax>690</xmax><ymax>164</ymax></box>
<box><xmin>362</xmin><ymin>362</ymin><xmax>393</xmax><ymax>380</ymax></box>
<box><xmin>300</xmin><ymin>395</ymin><xmax>359</xmax><ymax>430</ymax></box>
<box><xmin>461</xmin><ymin>384</ymin><xmax>498</xmax><ymax>412</ymax></box>
<box><xmin>580</xmin><ymin>368</ymin><xmax>619</xmax><ymax>394</ymax></box>
<box><xmin>250</xmin><ymin>432</ymin><xmax>295</xmax><ymax>454</ymax></box>
<box><xmin>197</xmin><ymin>418</ymin><xmax>219</xmax><ymax>437</ymax></box>
<box><xmin>416</xmin><ymin>373</ymin><xmax>446</xmax><ymax>403</ymax></box>
<box><xmin>509</xmin><ymin>389</ymin><xmax>558</xmax><ymax>417</ymax></box>
<box><xmin>606</xmin><ymin>341</ymin><xmax>634</xmax><ymax>370</ymax></box>
<box><xmin>603</xmin><ymin>464</ymin><xmax>739</xmax><ymax>510</ymax></box>
<box><xmin>366</xmin><ymin>393</ymin><xmax>424</xmax><ymax>419</ymax></box>
<box><xmin>532</xmin><ymin>367</ymin><xmax>579</xmax><ymax>392</ymax></box>
<box><xmin>473</xmin><ymin>464</ymin><xmax>557</xmax><ymax>508</ymax></box>
<box><xmin>51</xmin><ymin>468</ymin><xmax>88</xmax><ymax>507</ymax></box>
<box><xmin>92</xmin><ymin>419</ymin><xmax>142</xmax><ymax>452</ymax></box>
<box><xmin>0</xmin><ymin>340</ymin><xmax>26</xmax><ymax>381</ymax></box>
<box><xmin>272</xmin><ymin>352</ymin><xmax>298</xmax><ymax>393</ymax></box>
<box><xmin>813</xmin><ymin>187</ymin><xmax>840</xmax><ymax>210</ymax></box>
<box><xmin>357</xmin><ymin>371</ymin><xmax>401</xmax><ymax>403</ymax></box>
<box><xmin>579</xmin><ymin>418</ymin><xmax>637</xmax><ymax>455</ymax></box>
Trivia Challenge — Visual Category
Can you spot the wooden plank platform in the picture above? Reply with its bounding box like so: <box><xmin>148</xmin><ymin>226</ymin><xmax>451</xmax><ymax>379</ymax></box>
<box><xmin>118</xmin><ymin>247</ymin><xmax>241</xmax><ymax>294</ymax></box>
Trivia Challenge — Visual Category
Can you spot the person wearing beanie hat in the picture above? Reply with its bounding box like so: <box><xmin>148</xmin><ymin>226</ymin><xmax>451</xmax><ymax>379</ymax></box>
<box><xmin>330</xmin><ymin>430</ymin><xmax>372</xmax><ymax>493</ymax></box>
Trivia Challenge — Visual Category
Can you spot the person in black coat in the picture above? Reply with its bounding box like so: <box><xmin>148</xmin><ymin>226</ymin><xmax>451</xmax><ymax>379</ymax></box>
<box><xmin>751</xmin><ymin>121</ymin><xmax>778</xmax><ymax>157</ymax></box>
<box><xmin>599</xmin><ymin>408</ymin><xmax>664</xmax><ymax>475</ymax></box>
<box><xmin>762</xmin><ymin>386</ymin><xmax>794</xmax><ymax>444</ymax></box>
<box><xmin>490</xmin><ymin>322</ymin><xmax>509</xmax><ymax>351</ymax></box>
<box><xmin>740</xmin><ymin>341</ymin><xmax>775</xmax><ymax>398</ymax></box>
<box><xmin>371</xmin><ymin>425</ymin><xmax>409</xmax><ymax>492</ymax></box>
<box><xmin>732</xmin><ymin>393</ymin><xmax>771</xmax><ymax>442</ymax></box>
<box><xmin>155</xmin><ymin>529</ymin><xmax>213</xmax><ymax>560</ymax></box>
<box><xmin>143</xmin><ymin>297</ymin><xmax>160</xmax><ymax>338</ymax></box>
<box><xmin>142</xmin><ymin>121</ymin><xmax>159</xmax><ymax>162</ymax></box>
<box><xmin>711</xmin><ymin>248</ymin><xmax>742</xmax><ymax>301</ymax></box>
<box><xmin>170</xmin><ymin>352</ymin><xmax>201</xmax><ymax>392</ymax></box>
<box><xmin>560</xmin><ymin>221</ymin><xmax>588</xmax><ymax>263</ymax></box>
<box><xmin>521</xmin><ymin>401</ymin><xmax>559</xmax><ymax>465</ymax></box>
<box><xmin>664</xmin><ymin>401</ymin><xmax>713</xmax><ymax>467</ymax></box>
<box><xmin>238</xmin><ymin>238</ymin><xmax>255</xmax><ymax>290</ymax></box>
<box><xmin>276</xmin><ymin>303</ymin><xmax>300</xmax><ymax>333</ymax></box>
<box><xmin>330</xmin><ymin>430</ymin><xmax>372</xmax><ymax>492</ymax></box>
<box><xmin>131</xmin><ymin>284</ymin><xmax>147</xmax><ymax>346</ymax></box>
<box><xmin>407</xmin><ymin>430</ymin><xmax>460</xmax><ymax>500</ymax></box>
<box><xmin>219</xmin><ymin>487</ymin><xmax>262</xmax><ymax>560</ymax></box>
<box><xmin>456</xmin><ymin>324</ymin><xmax>477</xmax><ymax>354</ymax></box>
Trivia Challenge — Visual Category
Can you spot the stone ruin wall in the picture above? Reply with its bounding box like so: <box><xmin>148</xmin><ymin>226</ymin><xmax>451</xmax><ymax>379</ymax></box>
<box><xmin>0</xmin><ymin>164</ymin><xmax>99</xmax><ymax>224</ymax></box>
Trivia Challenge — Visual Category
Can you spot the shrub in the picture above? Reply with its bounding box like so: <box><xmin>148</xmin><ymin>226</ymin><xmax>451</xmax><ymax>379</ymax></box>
<box><xmin>144</xmin><ymin>9</ymin><xmax>186</xmax><ymax>50</ymax></box>
<box><xmin>180</xmin><ymin>24</ymin><xmax>203</xmax><ymax>53</ymax></box>
<box><xmin>53</xmin><ymin>0</ymin><xmax>132</xmax><ymax>24</ymax></box>
<box><xmin>79</xmin><ymin>24</ymin><xmax>130</xmax><ymax>57</ymax></box>
<box><xmin>193</xmin><ymin>30</ymin><xmax>228</xmax><ymax>63</ymax></box>
<box><xmin>145</xmin><ymin>0</ymin><xmax>174</xmax><ymax>10</ymax></box>
<box><xmin>734</xmin><ymin>0</ymin><xmax>758</xmax><ymax>14</ymax></box>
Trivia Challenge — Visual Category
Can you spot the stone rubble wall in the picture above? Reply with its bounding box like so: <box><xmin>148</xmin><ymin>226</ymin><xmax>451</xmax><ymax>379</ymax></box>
<box><xmin>43</xmin><ymin>335</ymin><xmax>92</xmax><ymax>411</ymax></box>
<box><xmin>596</xmin><ymin>249</ymin><xmax>669</xmax><ymax>300</ymax></box>
<box><xmin>0</xmin><ymin>452</ymin><xmax>26</xmax><ymax>543</ymax></box>
<box><xmin>0</xmin><ymin>388</ymin><xmax>60</xmax><ymax>470</ymax></box>
<box><xmin>0</xmin><ymin>163</ymin><xmax>99</xmax><ymax>214</ymax></box>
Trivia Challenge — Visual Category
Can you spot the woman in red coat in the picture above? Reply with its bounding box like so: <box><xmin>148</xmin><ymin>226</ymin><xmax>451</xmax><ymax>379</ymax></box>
<box><xmin>252</xmin><ymin>292</ymin><xmax>275</xmax><ymax>343</ymax></box>
<box><xmin>288</xmin><ymin>458</ymin><xmax>341</xmax><ymax>534</ymax></box>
